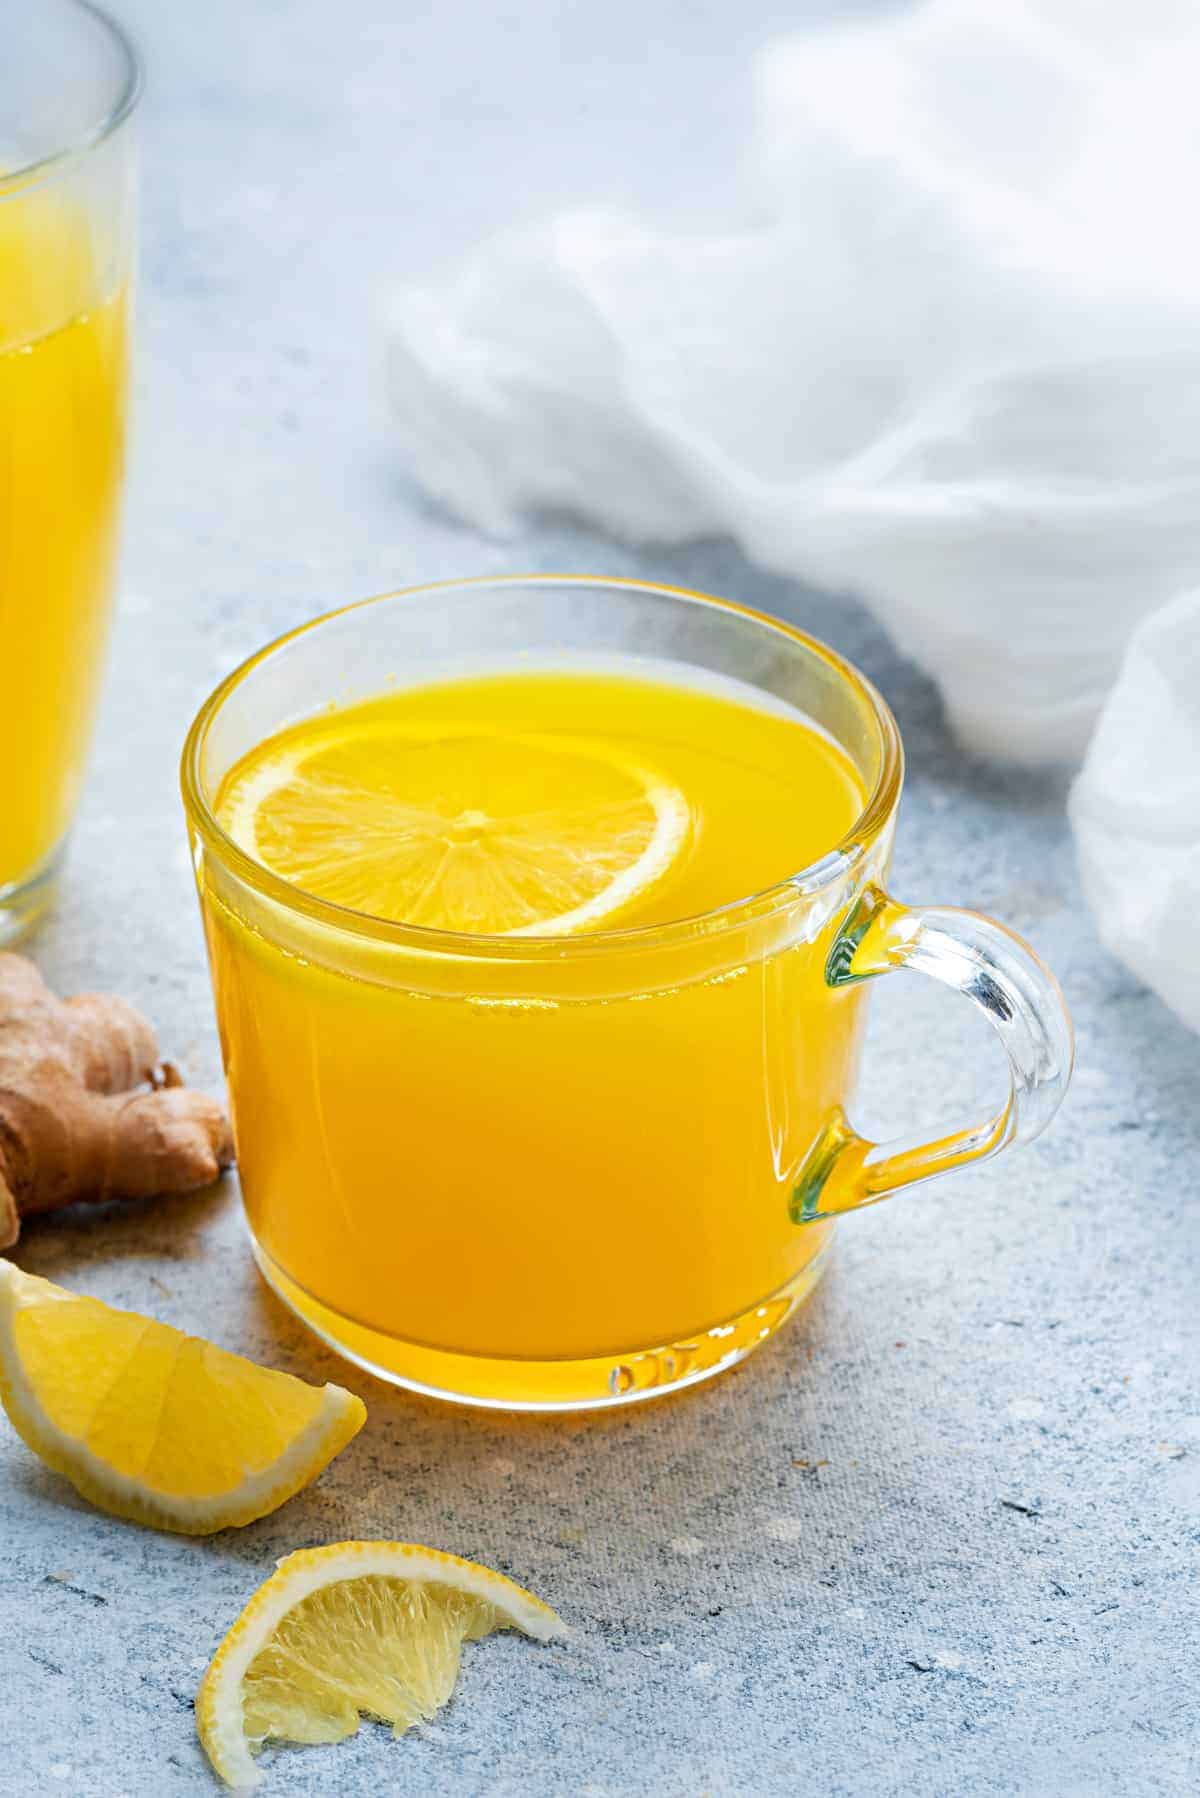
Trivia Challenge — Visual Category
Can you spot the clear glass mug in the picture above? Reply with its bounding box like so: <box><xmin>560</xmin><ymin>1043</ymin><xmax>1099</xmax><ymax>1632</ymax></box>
<box><xmin>182</xmin><ymin>578</ymin><xmax>1073</xmax><ymax>1411</ymax></box>
<box><xmin>0</xmin><ymin>1</ymin><xmax>139</xmax><ymax>942</ymax></box>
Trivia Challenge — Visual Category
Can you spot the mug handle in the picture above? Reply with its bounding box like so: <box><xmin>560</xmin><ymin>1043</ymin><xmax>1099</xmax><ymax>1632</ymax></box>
<box><xmin>791</xmin><ymin>885</ymin><xmax>1074</xmax><ymax>1223</ymax></box>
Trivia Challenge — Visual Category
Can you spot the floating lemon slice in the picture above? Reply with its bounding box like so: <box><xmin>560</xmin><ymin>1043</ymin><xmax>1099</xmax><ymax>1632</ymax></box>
<box><xmin>196</xmin><ymin>1540</ymin><xmax>566</xmax><ymax>1789</ymax></box>
<box><xmin>217</xmin><ymin>722</ymin><xmax>690</xmax><ymax>935</ymax></box>
<box><xmin>0</xmin><ymin>1263</ymin><xmax>364</xmax><ymax>1534</ymax></box>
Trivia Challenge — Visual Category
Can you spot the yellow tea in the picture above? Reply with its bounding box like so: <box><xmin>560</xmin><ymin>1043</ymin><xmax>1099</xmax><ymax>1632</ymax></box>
<box><xmin>0</xmin><ymin>197</ymin><xmax>129</xmax><ymax>894</ymax></box>
<box><xmin>204</xmin><ymin>666</ymin><xmax>869</xmax><ymax>1399</ymax></box>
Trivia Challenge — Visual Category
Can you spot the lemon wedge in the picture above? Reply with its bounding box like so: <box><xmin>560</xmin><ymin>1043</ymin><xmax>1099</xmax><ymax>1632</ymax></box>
<box><xmin>196</xmin><ymin>1541</ymin><xmax>566</xmax><ymax>1789</ymax></box>
<box><xmin>218</xmin><ymin>722</ymin><xmax>690</xmax><ymax>935</ymax></box>
<box><xmin>0</xmin><ymin>1263</ymin><xmax>364</xmax><ymax>1533</ymax></box>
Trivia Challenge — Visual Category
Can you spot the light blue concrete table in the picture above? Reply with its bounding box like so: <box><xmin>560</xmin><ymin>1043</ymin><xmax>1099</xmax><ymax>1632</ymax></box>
<box><xmin>2</xmin><ymin>3</ymin><xmax>1196</xmax><ymax>1793</ymax></box>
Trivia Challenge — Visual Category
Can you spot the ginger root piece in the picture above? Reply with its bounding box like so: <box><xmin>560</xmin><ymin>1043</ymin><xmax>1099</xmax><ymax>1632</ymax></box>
<box><xmin>0</xmin><ymin>954</ymin><xmax>233</xmax><ymax>1250</ymax></box>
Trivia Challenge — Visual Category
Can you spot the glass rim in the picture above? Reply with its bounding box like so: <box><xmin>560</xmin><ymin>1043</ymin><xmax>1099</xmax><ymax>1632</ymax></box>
<box><xmin>0</xmin><ymin>0</ymin><xmax>142</xmax><ymax>191</ymax></box>
<box><xmin>180</xmin><ymin>575</ymin><xmax>905</xmax><ymax>959</ymax></box>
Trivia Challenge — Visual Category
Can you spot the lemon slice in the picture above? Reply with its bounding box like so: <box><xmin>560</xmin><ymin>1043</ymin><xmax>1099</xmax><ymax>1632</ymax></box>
<box><xmin>0</xmin><ymin>1263</ymin><xmax>365</xmax><ymax>1534</ymax></box>
<box><xmin>218</xmin><ymin>722</ymin><xmax>690</xmax><ymax>935</ymax></box>
<box><xmin>197</xmin><ymin>1540</ymin><xmax>566</xmax><ymax>1789</ymax></box>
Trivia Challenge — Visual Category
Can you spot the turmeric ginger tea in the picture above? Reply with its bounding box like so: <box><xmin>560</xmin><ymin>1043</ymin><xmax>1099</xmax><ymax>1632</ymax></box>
<box><xmin>0</xmin><ymin>195</ymin><xmax>130</xmax><ymax>904</ymax></box>
<box><xmin>204</xmin><ymin>666</ymin><xmax>870</xmax><ymax>1405</ymax></box>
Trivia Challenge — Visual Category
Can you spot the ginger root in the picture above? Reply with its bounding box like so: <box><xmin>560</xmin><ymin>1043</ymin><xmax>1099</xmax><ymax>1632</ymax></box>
<box><xmin>0</xmin><ymin>954</ymin><xmax>233</xmax><ymax>1250</ymax></box>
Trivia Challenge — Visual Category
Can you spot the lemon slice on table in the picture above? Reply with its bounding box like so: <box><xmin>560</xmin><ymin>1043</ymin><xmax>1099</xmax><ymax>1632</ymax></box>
<box><xmin>0</xmin><ymin>1263</ymin><xmax>364</xmax><ymax>1534</ymax></box>
<box><xmin>197</xmin><ymin>1541</ymin><xmax>566</xmax><ymax>1789</ymax></box>
<box><xmin>218</xmin><ymin>723</ymin><xmax>691</xmax><ymax>935</ymax></box>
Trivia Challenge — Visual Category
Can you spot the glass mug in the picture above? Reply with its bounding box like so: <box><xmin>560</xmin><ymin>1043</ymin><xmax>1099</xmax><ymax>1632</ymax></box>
<box><xmin>182</xmin><ymin>578</ymin><xmax>1073</xmax><ymax>1410</ymax></box>
<box><xmin>0</xmin><ymin>0</ymin><xmax>138</xmax><ymax>942</ymax></box>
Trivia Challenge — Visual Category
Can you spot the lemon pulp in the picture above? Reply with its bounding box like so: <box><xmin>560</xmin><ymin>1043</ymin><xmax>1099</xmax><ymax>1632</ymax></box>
<box><xmin>217</xmin><ymin>717</ymin><xmax>691</xmax><ymax>935</ymax></box>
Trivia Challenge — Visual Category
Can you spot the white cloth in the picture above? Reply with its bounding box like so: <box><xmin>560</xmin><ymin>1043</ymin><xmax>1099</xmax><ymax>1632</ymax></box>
<box><xmin>1070</xmin><ymin>591</ymin><xmax>1200</xmax><ymax>1033</ymax></box>
<box><xmin>386</xmin><ymin>0</ymin><xmax>1200</xmax><ymax>764</ymax></box>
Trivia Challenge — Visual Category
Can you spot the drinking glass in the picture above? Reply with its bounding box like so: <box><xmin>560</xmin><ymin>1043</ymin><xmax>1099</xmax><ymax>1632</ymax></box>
<box><xmin>182</xmin><ymin>578</ymin><xmax>1073</xmax><ymax>1410</ymax></box>
<box><xmin>0</xmin><ymin>0</ymin><xmax>139</xmax><ymax>940</ymax></box>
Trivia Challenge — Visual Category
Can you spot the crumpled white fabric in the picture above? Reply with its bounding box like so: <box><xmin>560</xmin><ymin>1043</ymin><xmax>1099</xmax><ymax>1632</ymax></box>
<box><xmin>386</xmin><ymin>0</ymin><xmax>1200</xmax><ymax>764</ymax></box>
<box><xmin>1070</xmin><ymin>591</ymin><xmax>1200</xmax><ymax>1031</ymax></box>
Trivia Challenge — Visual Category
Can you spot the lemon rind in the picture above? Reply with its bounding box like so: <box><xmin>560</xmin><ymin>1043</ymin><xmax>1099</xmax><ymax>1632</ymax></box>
<box><xmin>0</xmin><ymin>1262</ymin><xmax>365</xmax><ymax>1535</ymax></box>
<box><xmin>196</xmin><ymin>1540</ymin><xmax>567</xmax><ymax>1789</ymax></box>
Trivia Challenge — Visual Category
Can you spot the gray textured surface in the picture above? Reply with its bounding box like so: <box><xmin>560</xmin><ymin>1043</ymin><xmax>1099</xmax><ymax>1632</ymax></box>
<box><xmin>2</xmin><ymin>3</ymin><xmax>1198</xmax><ymax>1794</ymax></box>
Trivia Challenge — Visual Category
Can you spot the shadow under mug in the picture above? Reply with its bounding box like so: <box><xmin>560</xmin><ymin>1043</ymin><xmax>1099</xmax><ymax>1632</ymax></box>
<box><xmin>181</xmin><ymin>577</ymin><xmax>1073</xmax><ymax>1411</ymax></box>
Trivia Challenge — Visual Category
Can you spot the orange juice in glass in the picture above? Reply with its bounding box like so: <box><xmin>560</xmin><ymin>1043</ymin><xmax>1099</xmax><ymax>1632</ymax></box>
<box><xmin>183</xmin><ymin>579</ymin><xmax>1072</xmax><ymax>1410</ymax></box>
<box><xmin>0</xmin><ymin>1</ymin><xmax>138</xmax><ymax>939</ymax></box>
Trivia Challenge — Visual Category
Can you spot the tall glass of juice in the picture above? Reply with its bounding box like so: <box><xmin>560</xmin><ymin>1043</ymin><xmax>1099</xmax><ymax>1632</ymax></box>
<box><xmin>0</xmin><ymin>1</ymin><xmax>138</xmax><ymax>940</ymax></box>
<box><xmin>184</xmin><ymin>579</ymin><xmax>1073</xmax><ymax>1412</ymax></box>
